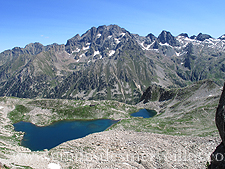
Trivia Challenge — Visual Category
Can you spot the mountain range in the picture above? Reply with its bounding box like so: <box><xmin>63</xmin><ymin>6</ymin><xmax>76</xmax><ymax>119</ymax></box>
<box><xmin>0</xmin><ymin>25</ymin><xmax>224</xmax><ymax>104</ymax></box>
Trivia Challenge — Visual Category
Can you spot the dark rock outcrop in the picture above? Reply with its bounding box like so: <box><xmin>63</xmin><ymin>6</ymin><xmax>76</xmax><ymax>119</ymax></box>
<box><xmin>208</xmin><ymin>83</ymin><xmax>225</xmax><ymax>168</ymax></box>
<box><xmin>219</xmin><ymin>35</ymin><xmax>225</xmax><ymax>40</ymax></box>
<box><xmin>209</xmin><ymin>143</ymin><xmax>225</xmax><ymax>168</ymax></box>
<box><xmin>146</xmin><ymin>33</ymin><xmax>157</xmax><ymax>42</ymax></box>
<box><xmin>190</xmin><ymin>35</ymin><xmax>196</xmax><ymax>39</ymax></box>
<box><xmin>196</xmin><ymin>33</ymin><xmax>212</xmax><ymax>41</ymax></box>
<box><xmin>158</xmin><ymin>30</ymin><xmax>180</xmax><ymax>46</ymax></box>
<box><xmin>216</xmin><ymin>83</ymin><xmax>225</xmax><ymax>145</ymax></box>
<box><xmin>139</xmin><ymin>84</ymin><xmax>175</xmax><ymax>103</ymax></box>
<box><xmin>178</xmin><ymin>33</ymin><xmax>189</xmax><ymax>38</ymax></box>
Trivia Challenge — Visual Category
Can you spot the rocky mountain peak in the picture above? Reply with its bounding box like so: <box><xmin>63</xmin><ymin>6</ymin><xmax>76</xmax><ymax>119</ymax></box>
<box><xmin>24</xmin><ymin>42</ymin><xmax>65</xmax><ymax>54</ymax></box>
<box><xmin>25</xmin><ymin>42</ymin><xmax>43</xmax><ymax>48</ymax></box>
<box><xmin>106</xmin><ymin>24</ymin><xmax>126</xmax><ymax>33</ymax></box>
<box><xmin>178</xmin><ymin>33</ymin><xmax>189</xmax><ymax>38</ymax></box>
<box><xmin>24</xmin><ymin>42</ymin><xmax>44</xmax><ymax>55</ymax></box>
<box><xmin>196</xmin><ymin>33</ymin><xmax>212</xmax><ymax>41</ymax></box>
<box><xmin>146</xmin><ymin>33</ymin><xmax>157</xmax><ymax>42</ymax></box>
<box><xmin>158</xmin><ymin>30</ymin><xmax>180</xmax><ymax>46</ymax></box>
<box><xmin>65</xmin><ymin>24</ymin><xmax>133</xmax><ymax>57</ymax></box>
<box><xmin>81</xmin><ymin>25</ymin><xmax>126</xmax><ymax>39</ymax></box>
<box><xmin>45</xmin><ymin>43</ymin><xmax>65</xmax><ymax>52</ymax></box>
<box><xmin>190</xmin><ymin>35</ymin><xmax>196</xmax><ymax>39</ymax></box>
<box><xmin>65</xmin><ymin>34</ymin><xmax>81</xmax><ymax>53</ymax></box>
<box><xmin>219</xmin><ymin>34</ymin><xmax>225</xmax><ymax>40</ymax></box>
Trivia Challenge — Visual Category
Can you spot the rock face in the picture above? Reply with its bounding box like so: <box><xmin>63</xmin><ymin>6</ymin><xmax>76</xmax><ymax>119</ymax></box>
<box><xmin>158</xmin><ymin>30</ymin><xmax>180</xmax><ymax>46</ymax></box>
<box><xmin>139</xmin><ymin>84</ymin><xmax>175</xmax><ymax>103</ymax></box>
<box><xmin>196</xmin><ymin>33</ymin><xmax>212</xmax><ymax>41</ymax></box>
<box><xmin>216</xmin><ymin>83</ymin><xmax>225</xmax><ymax>145</ymax></box>
<box><xmin>209</xmin><ymin>83</ymin><xmax>225</xmax><ymax>168</ymax></box>
<box><xmin>219</xmin><ymin>35</ymin><xmax>225</xmax><ymax>40</ymax></box>
<box><xmin>179</xmin><ymin>33</ymin><xmax>189</xmax><ymax>38</ymax></box>
<box><xmin>209</xmin><ymin>143</ymin><xmax>225</xmax><ymax>168</ymax></box>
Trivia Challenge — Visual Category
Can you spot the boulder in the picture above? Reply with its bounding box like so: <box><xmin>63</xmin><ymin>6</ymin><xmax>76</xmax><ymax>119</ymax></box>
<box><xmin>209</xmin><ymin>143</ymin><xmax>225</xmax><ymax>169</ymax></box>
<box><xmin>208</xmin><ymin>83</ymin><xmax>225</xmax><ymax>168</ymax></box>
<box><xmin>216</xmin><ymin>83</ymin><xmax>225</xmax><ymax>145</ymax></box>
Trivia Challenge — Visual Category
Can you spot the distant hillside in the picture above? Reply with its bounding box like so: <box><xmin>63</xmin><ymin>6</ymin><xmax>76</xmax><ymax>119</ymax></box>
<box><xmin>116</xmin><ymin>80</ymin><xmax>222</xmax><ymax>136</ymax></box>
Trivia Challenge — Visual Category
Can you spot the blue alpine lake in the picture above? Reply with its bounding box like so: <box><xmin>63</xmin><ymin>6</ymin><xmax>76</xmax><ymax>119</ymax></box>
<box><xmin>13</xmin><ymin>119</ymin><xmax>118</xmax><ymax>151</ymax></box>
<box><xmin>131</xmin><ymin>109</ymin><xmax>157</xmax><ymax>118</ymax></box>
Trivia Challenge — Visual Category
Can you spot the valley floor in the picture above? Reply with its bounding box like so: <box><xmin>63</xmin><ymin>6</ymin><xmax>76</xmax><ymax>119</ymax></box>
<box><xmin>0</xmin><ymin>96</ymin><xmax>221</xmax><ymax>168</ymax></box>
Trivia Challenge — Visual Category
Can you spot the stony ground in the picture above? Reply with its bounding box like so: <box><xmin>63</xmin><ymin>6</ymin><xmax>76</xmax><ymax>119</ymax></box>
<box><xmin>0</xmin><ymin>97</ymin><xmax>221</xmax><ymax>168</ymax></box>
<box><xmin>50</xmin><ymin>130</ymin><xmax>220</xmax><ymax>169</ymax></box>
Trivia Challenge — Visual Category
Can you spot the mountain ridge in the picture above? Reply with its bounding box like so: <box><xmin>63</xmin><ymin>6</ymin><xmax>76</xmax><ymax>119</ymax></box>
<box><xmin>2</xmin><ymin>24</ymin><xmax>224</xmax><ymax>55</ymax></box>
<box><xmin>0</xmin><ymin>24</ymin><xmax>224</xmax><ymax>104</ymax></box>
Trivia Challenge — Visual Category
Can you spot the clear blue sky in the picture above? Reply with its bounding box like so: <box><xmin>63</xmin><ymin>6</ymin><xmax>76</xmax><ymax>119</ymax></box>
<box><xmin>0</xmin><ymin>0</ymin><xmax>225</xmax><ymax>52</ymax></box>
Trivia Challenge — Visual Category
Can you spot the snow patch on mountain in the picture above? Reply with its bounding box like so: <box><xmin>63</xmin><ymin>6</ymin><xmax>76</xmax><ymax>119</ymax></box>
<box><xmin>140</xmin><ymin>42</ymin><xmax>153</xmax><ymax>50</ymax></box>
<box><xmin>221</xmin><ymin>35</ymin><xmax>225</xmax><ymax>38</ymax></box>
<box><xmin>79</xmin><ymin>53</ymin><xmax>85</xmax><ymax>58</ymax></box>
<box><xmin>175</xmin><ymin>52</ymin><xmax>181</xmax><ymax>57</ymax></box>
<box><xmin>97</xmin><ymin>34</ymin><xmax>101</xmax><ymax>38</ymax></box>
<box><xmin>108</xmin><ymin>50</ymin><xmax>115</xmax><ymax>56</ymax></box>
<box><xmin>159</xmin><ymin>42</ymin><xmax>171</xmax><ymax>47</ymax></box>
<box><xmin>94</xmin><ymin>51</ymin><xmax>100</xmax><ymax>56</ymax></box>
<box><xmin>176</xmin><ymin>36</ymin><xmax>203</xmax><ymax>47</ymax></box>
<box><xmin>114</xmin><ymin>38</ymin><xmax>120</xmax><ymax>44</ymax></box>
<box><xmin>83</xmin><ymin>45</ymin><xmax>90</xmax><ymax>50</ymax></box>
<box><xmin>72</xmin><ymin>48</ymin><xmax>80</xmax><ymax>53</ymax></box>
<box><xmin>120</xmin><ymin>33</ymin><xmax>126</xmax><ymax>37</ymax></box>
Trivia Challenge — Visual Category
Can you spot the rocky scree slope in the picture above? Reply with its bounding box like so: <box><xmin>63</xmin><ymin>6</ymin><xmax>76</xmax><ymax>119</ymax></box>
<box><xmin>0</xmin><ymin>25</ymin><xmax>225</xmax><ymax>104</ymax></box>
<box><xmin>120</xmin><ymin>80</ymin><xmax>223</xmax><ymax>136</ymax></box>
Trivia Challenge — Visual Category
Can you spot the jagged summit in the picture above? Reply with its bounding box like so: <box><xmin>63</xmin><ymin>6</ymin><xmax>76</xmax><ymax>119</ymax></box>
<box><xmin>196</xmin><ymin>33</ymin><xmax>212</xmax><ymax>41</ymax></box>
<box><xmin>219</xmin><ymin>34</ymin><xmax>225</xmax><ymax>40</ymax></box>
<box><xmin>146</xmin><ymin>33</ymin><xmax>157</xmax><ymax>42</ymax></box>
<box><xmin>178</xmin><ymin>33</ymin><xmax>189</xmax><ymax>38</ymax></box>
<box><xmin>1</xmin><ymin>25</ymin><xmax>225</xmax><ymax>56</ymax></box>
<box><xmin>190</xmin><ymin>35</ymin><xmax>196</xmax><ymax>39</ymax></box>
<box><xmin>24</xmin><ymin>42</ymin><xmax>45</xmax><ymax>55</ymax></box>
<box><xmin>187</xmin><ymin>33</ymin><xmax>214</xmax><ymax>41</ymax></box>
<box><xmin>65</xmin><ymin>24</ymin><xmax>129</xmax><ymax>54</ymax></box>
<box><xmin>157</xmin><ymin>30</ymin><xmax>180</xmax><ymax>46</ymax></box>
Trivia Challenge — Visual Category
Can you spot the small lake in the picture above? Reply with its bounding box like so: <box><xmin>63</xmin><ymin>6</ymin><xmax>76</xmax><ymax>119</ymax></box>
<box><xmin>131</xmin><ymin>109</ymin><xmax>157</xmax><ymax>118</ymax></box>
<box><xmin>13</xmin><ymin>119</ymin><xmax>117</xmax><ymax>151</ymax></box>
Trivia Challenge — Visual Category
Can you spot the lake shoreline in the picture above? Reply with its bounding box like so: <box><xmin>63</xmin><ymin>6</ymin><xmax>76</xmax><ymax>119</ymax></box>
<box><xmin>12</xmin><ymin>109</ymin><xmax>155</xmax><ymax>151</ymax></box>
<box><xmin>13</xmin><ymin>119</ymin><xmax>119</xmax><ymax>151</ymax></box>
